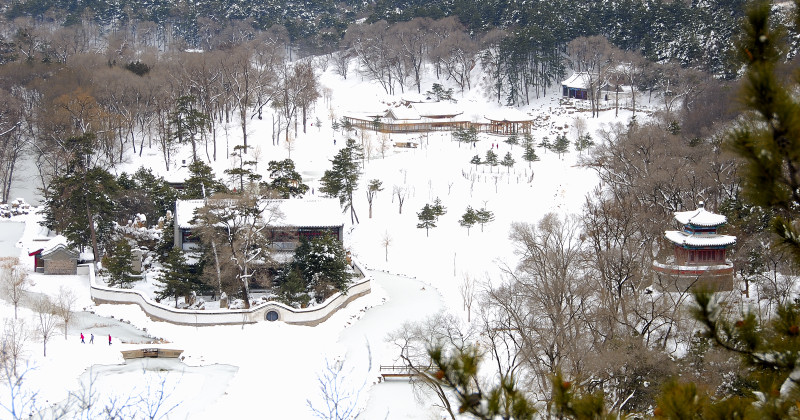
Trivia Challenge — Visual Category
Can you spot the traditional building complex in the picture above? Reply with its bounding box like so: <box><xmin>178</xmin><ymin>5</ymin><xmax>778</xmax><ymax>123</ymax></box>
<box><xmin>343</xmin><ymin>102</ymin><xmax>533</xmax><ymax>135</ymax></box>
<box><xmin>652</xmin><ymin>203</ymin><xmax>736</xmax><ymax>291</ymax></box>
<box><xmin>174</xmin><ymin>198</ymin><xmax>345</xmax><ymax>252</ymax></box>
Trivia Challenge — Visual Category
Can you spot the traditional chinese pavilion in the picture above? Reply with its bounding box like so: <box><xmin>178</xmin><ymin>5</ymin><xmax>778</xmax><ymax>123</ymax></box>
<box><xmin>652</xmin><ymin>202</ymin><xmax>736</xmax><ymax>291</ymax></box>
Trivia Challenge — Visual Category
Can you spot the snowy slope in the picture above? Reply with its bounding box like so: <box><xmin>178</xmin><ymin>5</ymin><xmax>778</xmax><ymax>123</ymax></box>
<box><xmin>0</xmin><ymin>58</ymin><xmax>649</xmax><ymax>419</ymax></box>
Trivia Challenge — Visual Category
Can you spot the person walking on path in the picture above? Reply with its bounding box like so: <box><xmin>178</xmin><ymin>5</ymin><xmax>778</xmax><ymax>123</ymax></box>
<box><xmin>108</xmin><ymin>334</ymin><xmax>112</xmax><ymax>345</ymax></box>
<box><xmin>90</xmin><ymin>333</ymin><xmax>94</xmax><ymax>344</ymax></box>
<box><xmin>80</xmin><ymin>333</ymin><xmax>84</xmax><ymax>343</ymax></box>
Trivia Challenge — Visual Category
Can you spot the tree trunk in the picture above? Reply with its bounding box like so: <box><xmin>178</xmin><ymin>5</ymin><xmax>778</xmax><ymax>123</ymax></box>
<box><xmin>86</xmin><ymin>201</ymin><xmax>99</xmax><ymax>266</ymax></box>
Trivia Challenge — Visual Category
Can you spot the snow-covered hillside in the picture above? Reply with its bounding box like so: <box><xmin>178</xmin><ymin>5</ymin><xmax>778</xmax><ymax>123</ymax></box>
<box><xmin>0</xmin><ymin>59</ymin><xmax>648</xmax><ymax>419</ymax></box>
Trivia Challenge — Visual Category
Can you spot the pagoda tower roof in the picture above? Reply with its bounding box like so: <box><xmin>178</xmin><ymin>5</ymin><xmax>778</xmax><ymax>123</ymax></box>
<box><xmin>665</xmin><ymin>230</ymin><xmax>737</xmax><ymax>248</ymax></box>
<box><xmin>674</xmin><ymin>202</ymin><xmax>726</xmax><ymax>227</ymax></box>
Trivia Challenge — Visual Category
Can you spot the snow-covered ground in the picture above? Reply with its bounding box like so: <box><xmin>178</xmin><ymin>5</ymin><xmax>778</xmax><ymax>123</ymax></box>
<box><xmin>0</xmin><ymin>60</ymin><xmax>650</xmax><ymax>418</ymax></box>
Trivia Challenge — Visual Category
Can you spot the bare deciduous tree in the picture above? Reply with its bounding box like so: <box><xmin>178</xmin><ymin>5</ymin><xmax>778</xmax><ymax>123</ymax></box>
<box><xmin>54</xmin><ymin>286</ymin><xmax>78</xmax><ymax>340</ymax></box>
<box><xmin>0</xmin><ymin>257</ymin><xmax>29</xmax><ymax>319</ymax></box>
<box><xmin>33</xmin><ymin>296</ymin><xmax>59</xmax><ymax>357</ymax></box>
<box><xmin>388</xmin><ymin>312</ymin><xmax>473</xmax><ymax>420</ymax></box>
<box><xmin>381</xmin><ymin>231</ymin><xmax>392</xmax><ymax>263</ymax></box>
<box><xmin>459</xmin><ymin>274</ymin><xmax>476</xmax><ymax>323</ymax></box>
<box><xmin>306</xmin><ymin>358</ymin><xmax>363</xmax><ymax>420</ymax></box>
<box><xmin>1</xmin><ymin>318</ymin><xmax>27</xmax><ymax>379</ymax></box>
<box><xmin>485</xmin><ymin>214</ymin><xmax>593</xmax><ymax>398</ymax></box>
<box><xmin>392</xmin><ymin>185</ymin><xmax>407</xmax><ymax>215</ymax></box>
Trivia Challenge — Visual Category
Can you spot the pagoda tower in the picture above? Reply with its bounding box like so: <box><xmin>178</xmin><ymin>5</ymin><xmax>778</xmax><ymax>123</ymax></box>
<box><xmin>652</xmin><ymin>202</ymin><xmax>737</xmax><ymax>291</ymax></box>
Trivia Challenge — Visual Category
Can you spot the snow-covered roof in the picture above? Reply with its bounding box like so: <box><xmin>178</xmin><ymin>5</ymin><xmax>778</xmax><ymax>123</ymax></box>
<box><xmin>483</xmin><ymin>108</ymin><xmax>532</xmax><ymax>122</ymax></box>
<box><xmin>561</xmin><ymin>73</ymin><xmax>594</xmax><ymax>89</ymax></box>
<box><xmin>665</xmin><ymin>230</ymin><xmax>737</xmax><ymax>247</ymax></box>
<box><xmin>674</xmin><ymin>206</ymin><xmax>726</xmax><ymax>227</ymax></box>
<box><xmin>38</xmin><ymin>235</ymin><xmax>71</xmax><ymax>255</ymax></box>
<box><xmin>270</xmin><ymin>198</ymin><xmax>344</xmax><ymax>228</ymax></box>
<box><xmin>384</xmin><ymin>107</ymin><xmax>420</xmax><ymax>121</ymax></box>
<box><xmin>400</xmin><ymin>92</ymin><xmax>428</xmax><ymax>103</ymax></box>
<box><xmin>175</xmin><ymin>198</ymin><xmax>345</xmax><ymax>229</ymax></box>
<box><xmin>414</xmin><ymin>102</ymin><xmax>463</xmax><ymax>118</ymax></box>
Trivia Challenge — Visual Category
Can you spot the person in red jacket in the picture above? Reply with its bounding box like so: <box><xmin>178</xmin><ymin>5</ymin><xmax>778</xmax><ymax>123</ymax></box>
<box><xmin>80</xmin><ymin>333</ymin><xmax>84</xmax><ymax>343</ymax></box>
<box><xmin>108</xmin><ymin>334</ymin><xmax>112</xmax><ymax>345</ymax></box>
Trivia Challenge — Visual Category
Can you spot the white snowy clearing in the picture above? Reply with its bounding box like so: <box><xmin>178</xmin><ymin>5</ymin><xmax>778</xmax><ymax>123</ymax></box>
<box><xmin>0</xmin><ymin>59</ymin><xmax>652</xmax><ymax>419</ymax></box>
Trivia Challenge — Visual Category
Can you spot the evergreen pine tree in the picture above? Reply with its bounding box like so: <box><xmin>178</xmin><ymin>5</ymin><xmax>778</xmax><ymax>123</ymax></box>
<box><xmin>225</xmin><ymin>145</ymin><xmax>261</xmax><ymax>192</ymax></box>
<box><xmin>470</xmin><ymin>155</ymin><xmax>482</xmax><ymax>171</ymax></box>
<box><xmin>169</xmin><ymin>95</ymin><xmax>209</xmax><ymax>163</ymax></box>
<box><xmin>574</xmin><ymin>133</ymin><xmax>595</xmax><ymax>154</ymax></box>
<box><xmin>432</xmin><ymin>197</ymin><xmax>447</xmax><ymax>220</ymax></box>
<box><xmin>501</xmin><ymin>152</ymin><xmax>515</xmax><ymax>173</ymax></box>
<box><xmin>459</xmin><ymin>206</ymin><xmax>478</xmax><ymax>236</ymax></box>
<box><xmin>485</xmin><ymin>149</ymin><xmax>498</xmax><ymax>172</ymax></box>
<box><xmin>504</xmin><ymin>134</ymin><xmax>519</xmax><ymax>149</ymax></box>
<box><xmin>274</xmin><ymin>266</ymin><xmax>311</xmax><ymax>308</ymax></box>
<box><xmin>42</xmin><ymin>133</ymin><xmax>118</xmax><ymax>261</ymax></box>
<box><xmin>103</xmin><ymin>239</ymin><xmax>136</xmax><ymax>288</ymax></box>
<box><xmin>156</xmin><ymin>248</ymin><xmax>199</xmax><ymax>306</ymax></box>
<box><xmin>553</xmin><ymin>134</ymin><xmax>570</xmax><ymax>158</ymax></box>
<box><xmin>266</xmin><ymin>158</ymin><xmax>309</xmax><ymax>198</ymax></box>
<box><xmin>522</xmin><ymin>145</ymin><xmax>539</xmax><ymax>168</ymax></box>
<box><xmin>366</xmin><ymin>179</ymin><xmax>383</xmax><ymax>219</ymax></box>
<box><xmin>416</xmin><ymin>204</ymin><xmax>437</xmax><ymax>237</ymax></box>
<box><xmin>182</xmin><ymin>160</ymin><xmax>227</xmax><ymax>199</ymax></box>
<box><xmin>320</xmin><ymin>138</ymin><xmax>363</xmax><ymax>224</ymax></box>
<box><xmin>291</xmin><ymin>233</ymin><xmax>352</xmax><ymax>302</ymax></box>
<box><xmin>538</xmin><ymin>136</ymin><xmax>551</xmax><ymax>151</ymax></box>
<box><xmin>476</xmin><ymin>208</ymin><xmax>495</xmax><ymax>232</ymax></box>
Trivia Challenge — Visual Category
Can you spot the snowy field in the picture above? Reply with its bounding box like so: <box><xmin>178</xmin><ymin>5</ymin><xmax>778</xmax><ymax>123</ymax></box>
<box><xmin>0</xmin><ymin>60</ymin><xmax>650</xmax><ymax>419</ymax></box>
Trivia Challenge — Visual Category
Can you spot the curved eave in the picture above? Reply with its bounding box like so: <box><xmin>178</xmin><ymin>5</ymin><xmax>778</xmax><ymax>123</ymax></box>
<box><xmin>665</xmin><ymin>231</ymin><xmax>736</xmax><ymax>248</ymax></box>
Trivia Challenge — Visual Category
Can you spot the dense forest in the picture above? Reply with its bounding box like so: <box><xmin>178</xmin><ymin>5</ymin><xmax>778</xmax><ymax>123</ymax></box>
<box><xmin>0</xmin><ymin>0</ymin><xmax>760</xmax><ymax>77</ymax></box>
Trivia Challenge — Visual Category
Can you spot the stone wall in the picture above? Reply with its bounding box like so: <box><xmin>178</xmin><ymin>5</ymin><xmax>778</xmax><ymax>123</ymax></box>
<box><xmin>88</xmin><ymin>261</ymin><xmax>372</xmax><ymax>326</ymax></box>
<box><xmin>44</xmin><ymin>259</ymin><xmax>77</xmax><ymax>275</ymax></box>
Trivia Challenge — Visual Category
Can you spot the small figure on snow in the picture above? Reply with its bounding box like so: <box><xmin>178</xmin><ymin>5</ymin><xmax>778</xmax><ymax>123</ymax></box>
<box><xmin>333</xmin><ymin>139</ymin><xmax>337</xmax><ymax>145</ymax></box>
<box><xmin>90</xmin><ymin>333</ymin><xmax>94</xmax><ymax>344</ymax></box>
<box><xmin>80</xmin><ymin>333</ymin><xmax>84</xmax><ymax>343</ymax></box>
<box><xmin>108</xmin><ymin>334</ymin><xmax>112</xmax><ymax>346</ymax></box>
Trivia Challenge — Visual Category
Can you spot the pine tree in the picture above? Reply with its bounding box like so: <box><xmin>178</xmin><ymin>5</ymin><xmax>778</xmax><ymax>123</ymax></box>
<box><xmin>416</xmin><ymin>204</ymin><xmax>437</xmax><ymax>237</ymax></box>
<box><xmin>427</xmin><ymin>345</ymin><xmax>538</xmax><ymax>420</ymax></box>
<box><xmin>553</xmin><ymin>134</ymin><xmax>570</xmax><ymax>159</ymax></box>
<box><xmin>453</xmin><ymin>126</ymin><xmax>478</xmax><ymax>146</ymax></box>
<box><xmin>470</xmin><ymin>155</ymin><xmax>482</xmax><ymax>171</ymax></box>
<box><xmin>431</xmin><ymin>197</ymin><xmax>447</xmax><ymax>220</ymax></box>
<box><xmin>459</xmin><ymin>206</ymin><xmax>478</xmax><ymax>235</ymax></box>
<box><xmin>103</xmin><ymin>239</ymin><xmax>136</xmax><ymax>288</ymax></box>
<box><xmin>42</xmin><ymin>133</ymin><xmax>118</xmax><ymax>261</ymax></box>
<box><xmin>504</xmin><ymin>134</ymin><xmax>519</xmax><ymax>149</ymax></box>
<box><xmin>522</xmin><ymin>145</ymin><xmax>539</xmax><ymax>168</ymax></box>
<box><xmin>266</xmin><ymin>158</ymin><xmax>308</xmax><ymax>198</ymax></box>
<box><xmin>476</xmin><ymin>208</ymin><xmax>495</xmax><ymax>232</ymax></box>
<box><xmin>501</xmin><ymin>152</ymin><xmax>515</xmax><ymax>173</ymax></box>
<box><xmin>538</xmin><ymin>136</ymin><xmax>551</xmax><ymax>151</ymax></box>
<box><xmin>574</xmin><ymin>133</ymin><xmax>595</xmax><ymax>154</ymax></box>
<box><xmin>485</xmin><ymin>149</ymin><xmax>498</xmax><ymax>172</ymax></box>
<box><xmin>225</xmin><ymin>145</ymin><xmax>261</xmax><ymax>192</ymax></box>
<box><xmin>274</xmin><ymin>266</ymin><xmax>311</xmax><ymax>308</ymax></box>
<box><xmin>291</xmin><ymin>233</ymin><xmax>352</xmax><ymax>302</ymax></box>
<box><xmin>156</xmin><ymin>248</ymin><xmax>199</xmax><ymax>306</ymax></box>
<box><xmin>366</xmin><ymin>179</ymin><xmax>383</xmax><ymax>219</ymax></box>
<box><xmin>182</xmin><ymin>160</ymin><xmax>227</xmax><ymax>199</ymax></box>
<box><xmin>169</xmin><ymin>95</ymin><xmax>209</xmax><ymax>163</ymax></box>
<box><xmin>320</xmin><ymin>138</ymin><xmax>363</xmax><ymax>224</ymax></box>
